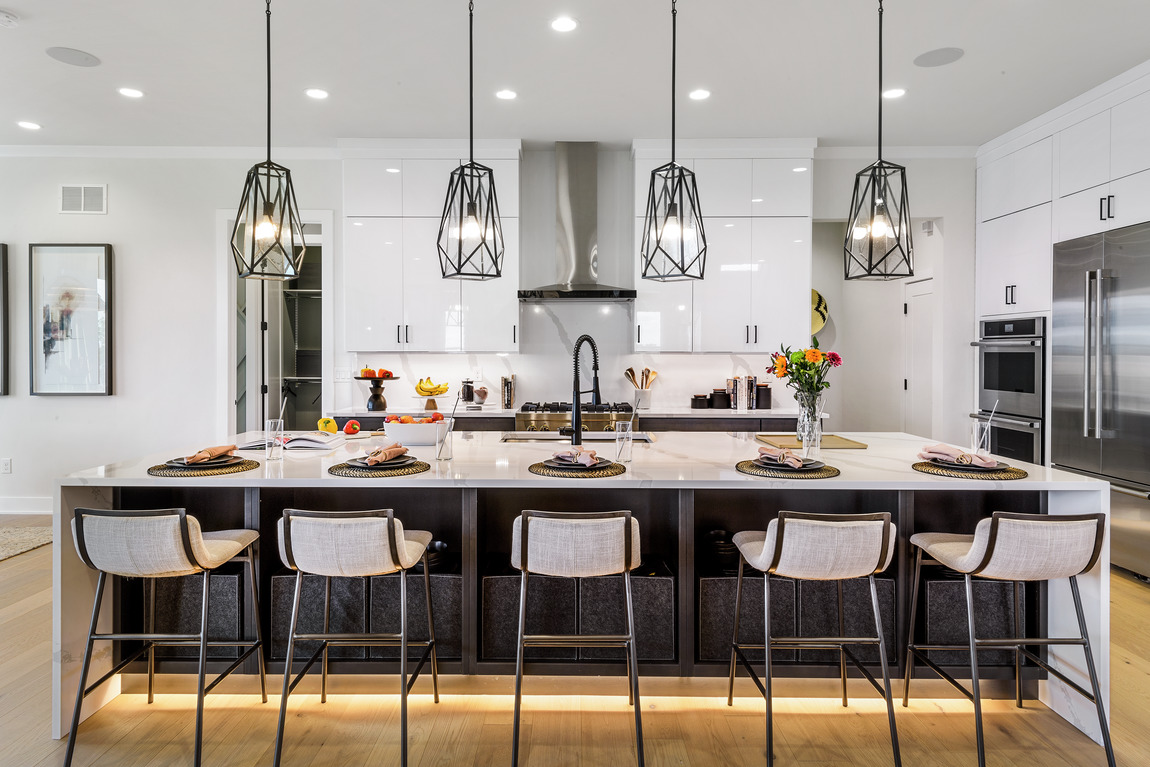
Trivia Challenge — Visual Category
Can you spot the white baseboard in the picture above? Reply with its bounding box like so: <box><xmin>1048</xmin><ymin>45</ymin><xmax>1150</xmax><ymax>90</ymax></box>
<box><xmin>0</xmin><ymin>497</ymin><xmax>52</xmax><ymax>514</ymax></box>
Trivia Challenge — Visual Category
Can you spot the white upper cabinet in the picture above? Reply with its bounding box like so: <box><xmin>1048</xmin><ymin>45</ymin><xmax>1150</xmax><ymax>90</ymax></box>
<box><xmin>1105</xmin><ymin>167</ymin><xmax>1150</xmax><ymax>230</ymax></box>
<box><xmin>343</xmin><ymin>160</ymin><xmax>404</xmax><ymax>217</ymax></box>
<box><xmin>693</xmin><ymin>159</ymin><xmax>754</xmax><ymax>217</ymax></box>
<box><xmin>1110</xmin><ymin>90</ymin><xmax>1150</xmax><ymax>181</ymax></box>
<box><xmin>401</xmin><ymin>159</ymin><xmax>460</xmax><ymax>217</ymax></box>
<box><xmin>344</xmin><ymin>218</ymin><xmax>405</xmax><ymax>351</ymax></box>
<box><xmin>692</xmin><ymin>218</ymin><xmax>754</xmax><ymax>351</ymax></box>
<box><xmin>978</xmin><ymin>137</ymin><xmax>1053</xmax><ymax>222</ymax></box>
<box><xmin>1055</xmin><ymin>182</ymin><xmax>1113</xmax><ymax>242</ymax></box>
<box><xmin>634</xmin><ymin>156</ymin><xmax>690</xmax><ymax>217</ymax></box>
<box><xmin>633</xmin><ymin>218</ymin><xmax>694</xmax><ymax>352</ymax></box>
<box><xmin>1058</xmin><ymin>112</ymin><xmax>1110</xmax><ymax>197</ymax></box>
<box><xmin>399</xmin><ymin>218</ymin><xmax>463</xmax><ymax>353</ymax></box>
<box><xmin>976</xmin><ymin>203</ymin><xmax>1052</xmax><ymax>317</ymax></box>
<box><xmin>460</xmin><ymin>221</ymin><xmax>520</xmax><ymax>353</ymax></box>
<box><xmin>752</xmin><ymin>159</ymin><xmax>813</xmax><ymax>217</ymax></box>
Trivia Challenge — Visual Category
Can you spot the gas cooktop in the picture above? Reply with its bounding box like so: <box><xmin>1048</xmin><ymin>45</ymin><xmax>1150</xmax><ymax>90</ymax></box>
<box><xmin>519</xmin><ymin>401</ymin><xmax>634</xmax><ymax>413</ymax></box>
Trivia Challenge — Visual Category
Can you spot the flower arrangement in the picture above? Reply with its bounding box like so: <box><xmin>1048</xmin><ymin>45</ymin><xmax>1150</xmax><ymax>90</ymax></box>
<box><xmin>769</xmin><ymin>338</ymin><xmax>843</xmax><ymax>396</ymax></box>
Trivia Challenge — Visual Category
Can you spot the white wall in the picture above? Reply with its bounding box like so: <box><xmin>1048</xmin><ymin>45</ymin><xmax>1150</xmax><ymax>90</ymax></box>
<box><xmin>0</xmin><ymin>154</ymin><xmax>341</xmax><ymax>512</ymax></box>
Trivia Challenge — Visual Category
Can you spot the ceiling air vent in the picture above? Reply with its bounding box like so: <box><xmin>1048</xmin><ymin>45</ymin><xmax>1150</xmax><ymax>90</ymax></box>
<box><xmin>59</xmin><ymin>184</ymin><xmax>107</xmax><ymax>214</ymax></box>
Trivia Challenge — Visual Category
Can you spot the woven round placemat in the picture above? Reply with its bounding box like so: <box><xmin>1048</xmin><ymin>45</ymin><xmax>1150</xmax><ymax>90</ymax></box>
<box><xmin>147</xmin><ymin>460</ymin><xmax>260</xmax><ymax>477</ymax></box>
<box><xmin>328</xmin><ymin>461</ymin><xmax>431</xmax><ymax>478</ymax></box>
<box><xmin>528</xmin><ymin>461</ymin><xmax>627</xmax><ymax>478</ymax></box>
<box><xmin>911</xmin><ymin>461</ymin><xmax>1028</xmax><ymax>480</ymax></box>
<box><xmin>735</xmin><ymin>460</ymin><xmax>841</xmax><ymax>479</ymax></box>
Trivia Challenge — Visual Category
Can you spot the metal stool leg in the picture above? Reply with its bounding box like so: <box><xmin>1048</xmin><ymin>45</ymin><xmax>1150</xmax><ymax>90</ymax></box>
<box><xmin>870</xmin><ymin>575</ymin><xmax>902</xmax><ymax>767</ymax></box>
<box><xmin>321</xmin><ymin>576</ymin><xmax>331</xmax><ymax>704</ymax></box>
<box><xmin>63</xmin><ymin>571</ymin><xmax>106</xmax><ymax>767</ymax></box>
<box><xmin>147</xmin><ymin>578</ymin><xmax>156</xmax><ymax>704</ymax></box>
<box><xmin>728</xmin><ymin>556</ymin><xmax>746</xmax><ymax>706</ymax></box>
<box><xmin>245</xmin><ymin>550</ymin><xmax>268</xmax><ymax>704</ymax></box>
<box><xmin>624</xmin><ymin>569</ymin><xmax>645</xmax><ymax>767</ymax></box>
<box><xmin>400</xmin><ymin>568</ymin><xmax>409</xmax><ymax>767</ymax></box>
<box><xmin>964</xmin><ymin>574</ymin><xmax>987</xmax><ymax>767</ymax></box>
<box><xmin>193</xmin><ymin>570</ymin><xmax>211</xmax><ymax>767</ymax></box>
<box><xmin>902</xmin><ymin>548</ymin><xmax>923</xmax><ymax>707</ymax></box>
<box><xmin>1013</xmin><ymin>580</ymin><xmax>1023</xmax><ymax>708</ymax></box>
<box><xmin>837</xmin><ymin>579</ymin><xmax>848</xmax><ymax>707</ymax></box>
<box><xmin>422</xmin><ymin>553</ymin><xmax>440</xmax><ymax>704</ymax></box>
<box><xmin>512</xmin><ymin>569</ymin><xmax>528</xmax><ymax>767</ymax></box>
<box><xmin>764</xmin><ymin>572</ymin><xmax>775</xmax><ymax>767</ymax></box>
<box><xmin>1070</xmin><ymin>576</ymin><xmax>1118</xmax><ymax>767</ymax></box>
<box><xmin>272</xmin><ymin>571</ymin><xmax>304</xmax><ymax>767</ymax></box>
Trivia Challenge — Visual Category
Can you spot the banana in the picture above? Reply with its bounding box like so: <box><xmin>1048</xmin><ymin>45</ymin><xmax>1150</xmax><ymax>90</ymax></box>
<box><xmin>415</xmin><ymin>377</ymin><xmax>448</xmax><ymax>396</ymax></box>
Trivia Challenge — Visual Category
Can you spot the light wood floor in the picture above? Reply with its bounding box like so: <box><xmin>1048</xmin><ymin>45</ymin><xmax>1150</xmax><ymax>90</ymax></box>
<box><xmin>2</xmin><ymin>542</ymin><xmax>1147</xmax><ymax>767</ymax></box>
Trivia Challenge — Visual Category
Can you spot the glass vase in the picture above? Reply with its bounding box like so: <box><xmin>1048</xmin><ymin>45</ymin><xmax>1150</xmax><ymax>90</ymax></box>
<box><xmin>794</xmin><ymin>391</ymin><xmax>824</xmax><ymax>460</ymax></box>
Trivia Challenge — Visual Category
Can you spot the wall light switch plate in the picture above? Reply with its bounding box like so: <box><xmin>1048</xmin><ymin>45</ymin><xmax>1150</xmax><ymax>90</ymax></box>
<box><xmin>0</xmin><ymin>458</ymin><xmax>11</xmax><ymax>474</ymax></box>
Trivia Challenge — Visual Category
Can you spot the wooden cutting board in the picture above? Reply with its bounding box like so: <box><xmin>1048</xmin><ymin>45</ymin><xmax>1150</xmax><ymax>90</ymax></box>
<box><xmin>756</xmin><ymin>434</ymin><xmax>869</xmax><ymax>449</ymax></box>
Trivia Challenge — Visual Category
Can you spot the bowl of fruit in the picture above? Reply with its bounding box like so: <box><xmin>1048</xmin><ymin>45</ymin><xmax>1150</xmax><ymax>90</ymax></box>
<box><xmin>355</xmin><ymin>367</ymin><xmax>396</xmax><ymax>381</ymax></box>
<box><xmin>383</xmin><ymin>412</ymin><xmax>450</xmax><ymax>445</ymax></box>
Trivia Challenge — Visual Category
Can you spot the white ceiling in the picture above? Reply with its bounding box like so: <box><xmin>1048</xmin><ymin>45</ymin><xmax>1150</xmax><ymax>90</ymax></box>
<box><xmin>2</xmin><ymin>0</ymin><xmax>1150</xmax><ymax>150</ymax></box>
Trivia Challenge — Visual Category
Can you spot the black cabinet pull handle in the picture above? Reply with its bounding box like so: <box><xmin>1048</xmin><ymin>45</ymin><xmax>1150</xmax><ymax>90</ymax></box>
<box><xmin>1108</xmin><ymin>195</ymin><xmax>1116</xmax><ymax>219</ymax></box>
<box><xmin>637</xmin><ymin>325</ymin><xmax>641</xmax><ymax>344</ymax></box>
<box><xmin>1005</xmin><ymin>285</ymin><xmax>1010</xmax><ymax>305</ymax></box>
<box><xmin>1100</xmin><ymin>196</ymin><xmax>1107</xmax><ymax>221</ymax></box>
<box><xmin>405</xmin><ymin>325</ymin><xmax>410</xmax><ymax>343</ymax></box>
<box><xmin>397</xmin><ymin>325</ymin><xmax>401</xmax><ymax>344</ymax></box>
<box><xmin>754</xmin><ymin>325</ymin><xmax>758</xmax><ymax>344</ymax></box>
<box><xmin>513</xmin><ymin>325</ymin><xmax>517</xmax><ymax>344</ymax></box>
<box><xmin>745</xmin><ymin>325</ymin><xmax>750</xmax><ymax>344</ymax></box>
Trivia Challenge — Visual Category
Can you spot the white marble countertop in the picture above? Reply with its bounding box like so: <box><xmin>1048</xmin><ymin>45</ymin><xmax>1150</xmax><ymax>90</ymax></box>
<box><xmin>330</xmin><ymin>406</ymin><xmax>810</xmax><ymax>419</ymax></box>
<box><xmin>59</xmin><ymin>431</ymin><xmax>1106</xmax><ymax>492</ymax></box>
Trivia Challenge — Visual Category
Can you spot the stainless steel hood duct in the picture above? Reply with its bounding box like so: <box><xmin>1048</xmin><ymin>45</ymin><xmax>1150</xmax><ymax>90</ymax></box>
<box><xmin>518</xmin><ymin>142</ymin><xmax>636</xmax><ymax>301</ymax></box>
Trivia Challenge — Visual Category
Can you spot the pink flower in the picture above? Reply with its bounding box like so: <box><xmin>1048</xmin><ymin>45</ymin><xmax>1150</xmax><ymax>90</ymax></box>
<box><xmin>826</xmin><ymin>352</ymin><xmax>843</xmax><ymax>367</ymax></box>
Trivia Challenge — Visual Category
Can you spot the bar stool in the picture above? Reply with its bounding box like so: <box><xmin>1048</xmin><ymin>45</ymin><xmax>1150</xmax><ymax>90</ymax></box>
<box><xmin>64</xmin><ymin>507</ymin><xmax>267</xmax><ymax>767</ymax></box>
<box><xmin>728</xmin><ymin>511</ymin><xmax>901</xmax><ymax>767</ymax></box>
<box><xmin>903</xmin><ymin>512</ymin><xmax>1114</xmax><ymax>767</ymax></box>
<box><xmin>510</xmin><ymin>510</ymin><xmax>645</xmax><ymax>767</ymax></box>
<box><xmin>273</xmin><ymin>508</ymin><xmax>439</xmax><ymax>767</ymax></box>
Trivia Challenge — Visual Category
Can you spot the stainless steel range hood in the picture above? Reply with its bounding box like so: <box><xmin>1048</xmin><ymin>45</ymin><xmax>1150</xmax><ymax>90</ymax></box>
<box><xmin>518</xmin><ymin>142</ymin><xmax>636</xmax><ymax>301</ymax></box>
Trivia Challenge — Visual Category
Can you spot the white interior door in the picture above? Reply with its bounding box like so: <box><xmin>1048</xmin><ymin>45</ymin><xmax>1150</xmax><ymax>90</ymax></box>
<box><xmin>904</xmin><ymin>278</ymin><xmax>935</xmax><ymax>438</ymax></box>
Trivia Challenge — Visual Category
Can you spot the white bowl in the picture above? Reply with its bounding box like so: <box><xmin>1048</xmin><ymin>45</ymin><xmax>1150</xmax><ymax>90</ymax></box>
<box><xmin>383</xmin><ymin>418</ymin><xmax>452</xmax><ymax>446</ymax></box>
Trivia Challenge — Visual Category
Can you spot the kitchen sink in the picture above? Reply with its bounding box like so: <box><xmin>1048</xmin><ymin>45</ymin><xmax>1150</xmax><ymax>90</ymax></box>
<box><xmin>499</xmin><ymin>431</ymin><xmax>654</xmax><ymax>443</ymax></box>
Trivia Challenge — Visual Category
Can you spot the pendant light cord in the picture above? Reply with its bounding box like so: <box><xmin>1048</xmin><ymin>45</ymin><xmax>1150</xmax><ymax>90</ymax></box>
<box><xmin>877</xmin><ymin>0</ymin><xmax>883</xmax><ymax>163</ymax></box>
<box><xmin>469</xmin><ymin>1</ymin><xmax>475</xmax><ymax>165</ymax></box>
<box><xmin>671</xmin><ymin>0</ymin><xmax>677</xmax><ymax>164</ymax></box>
<box><xmin>265</xmin><ymin>0</ymin><xmax>272</xmax><ymax>165</ymax></box>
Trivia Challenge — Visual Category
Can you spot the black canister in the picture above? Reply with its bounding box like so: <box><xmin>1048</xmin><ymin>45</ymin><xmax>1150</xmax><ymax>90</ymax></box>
<box><xmin>461</xmin><ymin>379</ymin><xmax>474</xmax><ymax>402</ymax></box>
<box><xmin>691</xmin><ymin>394</ymin><xmax>710</xmax><ymax>409</ymax></box>
<box><xmin>756</xmin><ymin>384</ymin><xmax>772</xmax><ymax>409</ymax></box>
<box><xmin>710</xmin><ymin>388</ymin><xmax>730</xmax><ymax>409</ymax></box>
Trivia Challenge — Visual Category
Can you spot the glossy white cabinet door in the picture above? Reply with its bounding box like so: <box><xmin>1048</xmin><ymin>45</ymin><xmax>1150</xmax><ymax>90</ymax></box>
<box><xmin>633</xmin><ymin>218</ymin><xmax>693</xmax><ymax>352</ymax></box>
<box><xmin>693</xmin><ymin>218</ymin><xmax>754</xmax><ymax>352</ymax></box>
<box><xmin>1110</xmin><ymin>89</ymin><xmax>1150</xmax><ymax>181</ymax></box>
<box><xmin>344</xmin><ymin>218</ymin><xmax>405</xmax><ymax>350</ymax></box>
<box><xmin>752</xmin><ymin>159</ymin><xmax>813</xmax><ymax>217</ymax></box>
<box><xmin>485</xmin><ymin>159</ymin><xmax>520</xmax><ymax>217</ymax></box>
<box><xmin>979</xmin><ymin>138</ymin><xmax>1053</xmax><ymax>222</ymax></box>
<box><xmin>460</xmin><ymin>220</ymin><xmax>520</xmax><ymax>352</ymax></box>
<box><xmin>400</xmin><ymin>218</ymin><xmax>463</xmax><ymax>352</ymax></box>
<box><xmin>693</xmin><ymin>159</ymin><xmax>753</xmax><ymax>217</ymax></box>
<box><xmin>1055</xmin><ymin>183</ymin><xmax>1112</xmax><ymax>242</ymax></box>
<box><xmin>976</xmin><ymin>203</ymin><xmax>1051</xmax><ymax>317</ymax></box>
<box><xmin>1106</xmin><ymin>167</ymin><xmax>1150</xmax><ymax>231</ymax></box>
<box><xmin>402</xmin><ymin>159</ymin><xmax>462</xmax><ymax>218</ymax></box>
<box><xmin>1058</xmin><ymin>112</ymin><xmax>1110</xmax><ymax>197</ymax></box>
<box><xmin>750</xmin><ymin>218</ymin><xmax>812</xmax><ymax>351</ymax></box>
<box><xmin>343</xmin><ymin>160</ymin><xmax>404</xmax><ymax>217</ymax></box>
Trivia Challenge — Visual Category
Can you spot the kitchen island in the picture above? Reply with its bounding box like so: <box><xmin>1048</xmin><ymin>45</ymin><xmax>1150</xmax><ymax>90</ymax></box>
<box><xmin>52</xmin><ymin>431</ymin><xmax>1110</xmax><ymax>745</ymax></box>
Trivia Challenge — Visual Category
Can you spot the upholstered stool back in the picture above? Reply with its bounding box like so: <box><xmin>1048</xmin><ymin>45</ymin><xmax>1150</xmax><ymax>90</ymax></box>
<box><xmin>511</xmin><ymin>511</ymin><xmax>641</xmax><ymax>578</ymax></box>
<box><xmin>278</xmin><ymin>509</ymin><xmax>430</xmax><ymax>578</ymax></box>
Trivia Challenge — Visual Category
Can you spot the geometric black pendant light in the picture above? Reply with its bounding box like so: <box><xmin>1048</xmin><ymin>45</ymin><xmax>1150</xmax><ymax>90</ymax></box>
<box><xmin>844</xmin><ymin>0</ymin><xmax>913</xmax><ymax>280</ymax></box>
<box><xmin>230</xmin><ymin>0</ymin><xmax>307</xmax><ymax>281</ymax></box>
<box><xmin>640</xmin><ymin>0</ymin><xmax>707</xmax><ymax>282</ymax></box>
<box><xmin>437</xmin><ymin>1</ymin><xmax>505</xmax><ymax>280</ymax></box>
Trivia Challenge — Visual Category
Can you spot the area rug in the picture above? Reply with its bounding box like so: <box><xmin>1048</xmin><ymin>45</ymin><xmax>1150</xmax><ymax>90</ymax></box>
<box><xmin>0</xmin><ymin>527</ymin><xmax>53</xmax><ymax>562</ymax></box>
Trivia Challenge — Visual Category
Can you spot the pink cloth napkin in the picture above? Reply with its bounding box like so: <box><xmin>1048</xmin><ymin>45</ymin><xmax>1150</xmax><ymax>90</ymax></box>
<box><xmin>366</xmin><ymin>443</ymin><xmax>409</xmax><ymax>465</ymax></box>
<box><xmin>186</xmin><ymin>444</ymin><xmax>236</xmax><ymax>464</ymax></box>
<box><xmin>918</xmin><ymin>443</ymin><xmax>997</xmax><ymax>468</ymax></box>
<box><xmin>758</xmin><ymin>445</ymin><xmax>803</xmax><ymax>468</ymax></box>
<box><xmin>553</xmin><ymin>447</ymin><xmax>598</xmax><ymax>467</ymax></box>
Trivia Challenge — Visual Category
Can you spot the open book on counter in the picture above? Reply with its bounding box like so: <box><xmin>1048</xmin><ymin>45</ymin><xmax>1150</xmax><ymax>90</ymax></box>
<box><xmin>238</xmin><ymin>431</ymin><xmax>347</xmax><ymax>450</ymax></box>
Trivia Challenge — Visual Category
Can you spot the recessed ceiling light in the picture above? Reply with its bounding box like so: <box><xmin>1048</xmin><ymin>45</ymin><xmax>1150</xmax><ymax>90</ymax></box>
<box><xmin>118</xmin><ymin>87</ymin><xmax>144</xmax><ymax>98</ymax></box>
<box><xmin>386</xmin><ymin>167</ymin><xmax>400</xmax><ymax>173</ymax></box>
<box><xmin>883</xmin><ymin>88</ymin><xmax>906</xmax><ymax>99</ymax></box>
<box><xmin>551</xmin><ymin>16</ymin><xmax>577</xmax><ymax>32</ymax></box>
<box><xmin>17</xmin><ymin>121</ymin><xmax>41</xmax><ymax>130</ymax></box>
<box><xmin>688</xmin><ymin>89</ymin><xmax>711</xmax><ymax>100</ymax></box>
<box><xmin>793</xmin><ymin>166</ymin><xmax>808</xmax><ymax>172</ymax></box>
<box><xmin>46</xmin><ymin>46</ymin><xmax>101</xmax><ymax>67</ymax></box>
<box><xmin>305</xmin><ymin>88</ymin><xmax>329</xmax><ymax>99</ymax></box>
<box><xmin>495</xmin><ymin>89</ymin><xmax>517</xmax><ymax>100</ymax></box>
<box><xmin>914</xmin><ymin>47</ymin><xmax>964</xmax><ymax>68</ymax></box>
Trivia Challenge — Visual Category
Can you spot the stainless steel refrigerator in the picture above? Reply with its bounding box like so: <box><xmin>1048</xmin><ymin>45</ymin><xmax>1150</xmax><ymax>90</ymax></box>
<box><xmin>1052</xmin><ymin>221</ymin><xmax>1150</xmax><ymax>488</ymax></box>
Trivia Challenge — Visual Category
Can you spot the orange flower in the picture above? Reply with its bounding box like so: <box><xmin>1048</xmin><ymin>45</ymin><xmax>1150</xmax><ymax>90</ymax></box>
<box><xmin>774</xmin><ymin>358</ymin><xmax>787</xmax><ymax>377</ymax></box>
<box><xmin>804</xmin><ymin>348</ymin><xmax>823</xmax><ymax>364</ymax></box>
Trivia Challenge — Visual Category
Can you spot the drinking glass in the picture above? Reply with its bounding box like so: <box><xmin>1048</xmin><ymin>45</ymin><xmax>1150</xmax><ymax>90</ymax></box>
<box><xmin>436</xmin><ymin>421</ymin><xmax>454</xmax><ymax>461</ymax></box>
<box><xmin>265</xmin><ymin>419</ymin><xmax>284</xmax><ymax>461</ymax></box>
<box><xmin>970</xmin><ymin>421</ymin><xmax>991</xmax><ymax>455</ymax></box>
<box><xmin>615</xmin><ymin>421</ymin><xmax>634</xmax><ymax>463</ymax></box>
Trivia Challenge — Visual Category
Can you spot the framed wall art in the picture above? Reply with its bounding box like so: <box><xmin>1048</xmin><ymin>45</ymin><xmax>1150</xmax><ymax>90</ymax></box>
<box><xmin>0</xmin><ymin>244</ymin><xmax>8</xmax><ymax>396</ymax></box>
<box><xmin>29</xmin><ymin>244</ymin><xmax>114</xmax><ymax>395</ymax></box>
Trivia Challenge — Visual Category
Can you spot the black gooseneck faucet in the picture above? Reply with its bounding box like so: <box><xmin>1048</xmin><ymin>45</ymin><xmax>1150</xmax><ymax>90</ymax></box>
<box><xmin>571</xmin><ymin>334</ymin><xmax>602</xmax><ymax>447</ymax></box>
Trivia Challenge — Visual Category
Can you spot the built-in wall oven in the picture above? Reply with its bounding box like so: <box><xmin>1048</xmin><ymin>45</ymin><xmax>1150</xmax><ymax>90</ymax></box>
<box><xmin>970</xmin><ymin>317</ymin><xmax>1045</xmax><ymax>464</ymax></box>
